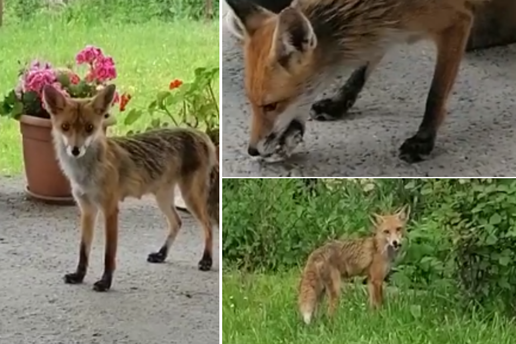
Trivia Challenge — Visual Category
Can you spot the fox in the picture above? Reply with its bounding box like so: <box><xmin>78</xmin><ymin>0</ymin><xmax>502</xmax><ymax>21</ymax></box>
<box><xmin>225</xmin><ymin>0</ymin><xmax>491</xmax><ymax>163</ymax></box>
<box><xmin>298</xmin><ymin>205</ymin><xmax>410</xmax><ymax>324</ymax></box>
<box><xmin>41</xmin><ymin>83</ymin><xmax>219</xmax><ymax>292</ymax></box>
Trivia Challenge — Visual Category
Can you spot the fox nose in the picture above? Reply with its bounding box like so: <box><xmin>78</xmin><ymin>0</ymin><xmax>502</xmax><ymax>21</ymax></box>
<box><xmin>247</xmin><ymin>146</ymin><xmax>260</xmax><ymax>157</ymax></box>
<box><xmin>71</xmin><ymin>146</ymin><xmax>80</xmax><ymax>157</ymax></box>
<box><xmin>392</xmin><ymin>240</ymin><xmax>400</xmax><ymax>248</ymax></box>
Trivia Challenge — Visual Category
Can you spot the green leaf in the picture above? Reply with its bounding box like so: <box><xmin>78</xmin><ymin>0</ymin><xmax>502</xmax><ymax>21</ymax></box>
<box><xmin>150</xmin><ymin>118</ymin><xmax>161</xmax><ymax>128</ymax></box>
<box><xmin>409</xmin><ymin>305</ymin><xmax>422</xmax><ymax>319</ymax></box>
<box><xmin>489</xmin><ymin>213</ymin><xmax>502</xmax><ymax>225</ymax></box>
<box><xmin>124</xmin><ymin>108</ymin><xmax>143</xmax><ymax>126</ymax></box>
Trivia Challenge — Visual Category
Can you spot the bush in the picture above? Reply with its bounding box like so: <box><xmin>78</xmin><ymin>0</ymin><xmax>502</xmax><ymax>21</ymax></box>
<box><xmin>222</xmin><ymin>178</ymin><xmax>516</xmax><ymax>314</ymax></box>
<box><xmin>7</xmin><ymin>0</ymin><xmax>219</xmax><ymax>23</ymax></box>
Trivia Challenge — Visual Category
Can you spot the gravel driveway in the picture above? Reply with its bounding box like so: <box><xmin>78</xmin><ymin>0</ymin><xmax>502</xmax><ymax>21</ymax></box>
<box><xmin>221</xmin><ymin>2</ymin><xmax>516</xmax><ymax>177</ymax></box>
<box><xmin>0</xmin><ymin>177</ymin><xmax>219</xmax><ymax>344</ymax></box>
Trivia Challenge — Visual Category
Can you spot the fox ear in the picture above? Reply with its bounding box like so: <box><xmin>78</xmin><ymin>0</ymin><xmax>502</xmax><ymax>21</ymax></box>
<box><xmin>396</xmin><ymin>205</ymin><xmax>411</xmax><ymax>222</ymax></box>
<box><xmin>370</xmin><ymin>213</ymin><xmax>384</xmax><ymax>227</ymax></box>
<box><xmin>42</xmin><ymin>84</ymin><xmax>67</xmax><ymax>116</ymax></box>
<box><xmin>91</xmin><ymin>84</ymin><xmax>116</xmax><ymax>116</ymax></box>
<box><xmin>226</xmin><ymin>0</ymin><xmax>274</xmax><ymax>37</ymax></box>
<box><xmin>271</xmin><ymin>5</ymin><xmax>317</xmax><ymax>69</ymax></box>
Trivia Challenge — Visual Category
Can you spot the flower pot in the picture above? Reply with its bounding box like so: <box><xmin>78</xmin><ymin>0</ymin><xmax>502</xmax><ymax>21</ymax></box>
<box><xmin>18</xmin><ymin>114</ymin><xmax>115</xmax><ymax>205</ymax></box>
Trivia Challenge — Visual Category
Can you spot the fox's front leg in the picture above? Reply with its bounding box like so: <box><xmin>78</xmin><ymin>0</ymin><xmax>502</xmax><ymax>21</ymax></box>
<box><xmin>310</xmin><ymin>55</ymin><xmax>384</xmax><ymax>121</ymax></box>
<box><xmin>367</xmin><ymin>278</ymin><xmax>384</xmax><ymax>309</ymax></box>
<box><xmin>94</xmin><ymin>199</ymin><xmax>119</xmax><ymax>292</ymax></box>
<box><xmin>399</xmin><ymin>13</ymin><xmax>473</xmax><ymax>163</ymax></box>
<box><xmin>64</xmin><ymin>198</ymin><xmax>98</xmax><ymax>284</ymax></box>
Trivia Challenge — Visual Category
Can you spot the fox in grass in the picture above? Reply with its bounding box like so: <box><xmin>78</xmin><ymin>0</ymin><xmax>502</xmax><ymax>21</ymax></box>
<box><xmin>225</xmin><ymin>0</ymin><xmax>490</xmax><ymax>163</ymax></box>
<box><xmin>41</xmin><ymin>83</ymin><xmax>219</xmax><ymax>292</ymax></box>
<box><xmin>298</xmin><ymin>206</ymin><xmax>410</xmax><ymax>324</ymax></box>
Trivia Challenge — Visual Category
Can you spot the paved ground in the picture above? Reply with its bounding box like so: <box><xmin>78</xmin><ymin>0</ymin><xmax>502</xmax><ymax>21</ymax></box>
<box><xmin>221</xmin><ymin>3</ymin><xmax>516</xmax><ymax>177</ymax></box>
<box><xmin>0</xmin><ymin>177</ymin><xmax>219</xmax><ymax>344</ymax></box>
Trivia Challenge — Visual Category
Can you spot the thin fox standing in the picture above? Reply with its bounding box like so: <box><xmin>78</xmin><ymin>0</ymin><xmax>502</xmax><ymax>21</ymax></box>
<box><xmin>42</xmin><ymin>83</ymin><xmax>219</xmax><ymax>292</ymax></box>
<box><xmin>298</xmin><ymin>206</ymin><xmax>409</xmax><ymax>324</ymax></box>
<box><xmin>226</xmin><ymin>0</ymin><xmax>490</xmax><ymax>162</ymax></box>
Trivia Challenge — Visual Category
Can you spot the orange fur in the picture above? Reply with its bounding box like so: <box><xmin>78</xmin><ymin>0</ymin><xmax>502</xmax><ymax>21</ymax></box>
<box><xmin>226</xmin><ymin>0</ymin><xmax>490</xmax><ymax>162</ymax></box>
<box><xmin>298</xmin><ymin>205</ymin><xmax>410</xmax><ymax>324</ymax></box>
<box><xmin>42</xmin><ymin>84</ymin><xmax>219</xmax><ymax>292</ymax></box>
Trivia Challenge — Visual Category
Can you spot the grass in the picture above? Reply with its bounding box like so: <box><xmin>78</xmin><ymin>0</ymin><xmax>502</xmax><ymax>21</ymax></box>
<box><xmin>223</xmin><ymin>271</ymin><xmax>516</xmax><ymax>344</ymax></box>
<box><xmin>0</xmin><ymin>15</ymin><xmax>219</xmax><ymax>176</ymax></box>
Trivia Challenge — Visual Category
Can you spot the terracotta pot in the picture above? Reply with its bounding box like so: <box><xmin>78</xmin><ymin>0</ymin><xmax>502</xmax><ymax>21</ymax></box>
<box><xmin>18</xmin><ymin>114</ymin><xmax>115</xmax><ymax>205</ymax></box>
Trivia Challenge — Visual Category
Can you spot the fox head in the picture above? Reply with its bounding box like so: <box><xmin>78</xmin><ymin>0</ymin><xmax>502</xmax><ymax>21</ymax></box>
<box><xmin>226</xmin><ymin>0</ymin><xmax>320</xmax><ymax>159</ymax></box>
<box><xmin>371</xmin><ymin>205</ymin><xmax>410</xmax><ymax>251</ymax></box>
<box><xmin>42</xmin><ymin>84</ymin><xmax>116</xmax><ymax>158</ymax></box>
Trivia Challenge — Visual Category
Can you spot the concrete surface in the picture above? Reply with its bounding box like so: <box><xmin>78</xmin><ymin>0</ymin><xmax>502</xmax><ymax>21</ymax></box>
<box><xmin>221</xmin><ymin>3</ymin><xmax>516</xmax><ymax>177</ymax></box>
<box><xmin>0</xmin><ymin>177</ymin><xmax>219</xmax><ymax>344</ymax></box>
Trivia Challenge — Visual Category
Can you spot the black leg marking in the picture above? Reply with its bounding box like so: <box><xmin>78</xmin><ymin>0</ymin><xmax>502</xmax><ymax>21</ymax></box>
<box><xmin>310</xmin><ymin>64</ymin><xmax>368</xmax><ymax>121</ymax></box>
<box><xmin>198</xmin><ymin>250</ymin><xmax>212</xmax><ymax>271</ymax></box>
<box><xmin>147</xmin><ymin>245</ymin><xmax>168</xmax><ymax>264</ymax></box>
<box><xmin>399</xmin><ymin>83</ymin><xmax>442</xmax><ymax>163</ymax></box>
<box><xmin>64</xmin><ymin>241</ymin><xmax>88</xmax><ymax>284</ymax></box>
<box><xmin>93</xmin><ymin>272</ymin><xmax>113</xmax><ymax>292</ymax></box>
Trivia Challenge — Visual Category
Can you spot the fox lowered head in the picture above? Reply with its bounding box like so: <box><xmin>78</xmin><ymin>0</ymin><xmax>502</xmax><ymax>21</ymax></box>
<box><xmin>371</xmin><ymin>205</ymin><xmax>410</xmax><ymax>252</ymax></box>
<box><xmin>226</xmin><ymin>0</ymin><xmax>321</xmax><ymax>161</ymax></box>
<box><xmin>42</xmin><ymin>83</ymin><xmax>116</xmax><ymax>159</ymax></box>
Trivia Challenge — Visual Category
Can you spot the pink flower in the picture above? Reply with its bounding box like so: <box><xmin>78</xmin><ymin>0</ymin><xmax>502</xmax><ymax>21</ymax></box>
<box><xmin>23</xmin><ymin>68</ymin><xmax>57</xmax><ymax>95</ymax></box>
<box><xmin>92</xmin><ymin>56</ymin><xmax>117</xmax><ymax>82</ymax></box>
<box><xmin>76</xmin><ymin>45</ymin><xmax>104</xmax><ymax>65</ymax></box>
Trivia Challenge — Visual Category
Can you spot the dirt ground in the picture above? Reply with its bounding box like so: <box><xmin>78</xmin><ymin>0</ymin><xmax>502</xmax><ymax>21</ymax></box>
<box><xmin>0</xmin><ymin>177</ymin><xmax>219</xmax><ymax>344</ymax></box>
<box><xmin>221</xmin><ymin>2</ymin><xmax>516</xmax><ymax>177</ymax></box>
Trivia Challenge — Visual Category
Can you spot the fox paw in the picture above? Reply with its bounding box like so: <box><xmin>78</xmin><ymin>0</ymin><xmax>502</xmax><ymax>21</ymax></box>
<box><xmin>93</xmin><ymin>278</ymin><xmax>111</xmax><ymax>292</ymax></box>
<box><xmin>399</xmin><ymin>134</ymin><xmax>435</xmax><ymax>163</ymax></box>
<box><xmin>310</xmin><ymin>97</ymin><xmax>354</xmax><ymax>121</ymax></box>
<box><xmin>147</xmin><ymin>251</ymin><xmax>167</xmax><ymax>263</ymax></box>
<box><xmin>198</xmin><ymin>255</ymin><xmax>212</xmax><ymax>271</ymax></box>
<box><xmin>63</xmin><ymin>272</ymin><xmax>85</xmax><ymax>284</ymax></box>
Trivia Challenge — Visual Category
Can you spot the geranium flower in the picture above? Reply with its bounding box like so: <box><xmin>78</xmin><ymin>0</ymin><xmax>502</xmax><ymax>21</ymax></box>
<box><xmin>169</xmin><ymin>79</ymin><xmax>183</xmax><ymax>90</ymax></box>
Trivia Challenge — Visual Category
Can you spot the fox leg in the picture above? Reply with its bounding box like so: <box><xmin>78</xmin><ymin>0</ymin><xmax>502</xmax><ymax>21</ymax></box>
<box><xmin>179</xmin><ymin>170</ymin><xmax>214</xmax><ymax>271</ymax></box>
<box><xmin>310</xmin><ymin>54</ymin><xmax>384</xmax><ymax>121</ymax></box>
<box><xmin>64</xmin><ymin>197</ymin><xmax>98</xmax><ymax>284</ymax></box>
<box><xmin>367</xmin><ymin>277</ymin><xmax>384</xmax><ymax>309</ymax></box>
<box><xmin>147</xmin><ymin>187</ymin><xmax>183</xmax><ymax>264</ymax></box>
<box><xmin>325</xmin><ymin>268</ymin><xmax>342</xmax><ymax>318</ymax></box>
<box><xmin>399</xmin><ymin>13</ymin><xmax>473</xmax><ymax>163</ymax></box>
<box><xmin>93</xmin><ymin>198</ymin><xmax>119</xmax><ymax>292</ymax></box>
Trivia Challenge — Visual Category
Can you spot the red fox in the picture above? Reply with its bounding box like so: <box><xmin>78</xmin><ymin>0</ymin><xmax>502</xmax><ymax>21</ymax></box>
<box><xmin>42</xmin><ymin>84</ymin><xmax>219</xmax><ymax>292</ymax></box>
<box><xmin>225</xmin><ymin>0</ymin><xmax>490</xmax><ymax>163</ymax></box>
<box><xmin>298</xmin><ymin>206</ymin><xmax>410</xmax><ymax>324</ymax></box>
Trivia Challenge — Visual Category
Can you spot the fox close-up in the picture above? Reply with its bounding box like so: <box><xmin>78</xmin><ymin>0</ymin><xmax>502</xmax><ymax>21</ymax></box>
<box><xmin>225</xmin><ymin>0</ymin><xmax>491</xmax><ymax>163</ymax></box>
<box><xmin>41</xmin><ymin>83</ymin><xmax>219</xmax><ymax>292</ymax></box>
<box><xmin>298</xmin><ymin>205</ymin><xmax>409</xmax><ymax>324</ymax></box>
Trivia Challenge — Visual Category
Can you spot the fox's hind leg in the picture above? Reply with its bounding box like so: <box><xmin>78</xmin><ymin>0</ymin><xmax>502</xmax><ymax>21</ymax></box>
<box><xmin>310</xmin><ymin>54</ymin><xmax>384</xmax><ymax>121</ymax></box>
<box><xmin>324</xmin><ymin>267</ymin><xmax>342</xmax><ymax>318</ymax></box>
<box><xmin>179</xmin><ymin>170</ymin><xmax>213</xmax><ymax>271</ymax></box>
<box><xmin>147</xmin><ymin>187</ymin><xmax>183</xmax><ymax>263</ymax></box>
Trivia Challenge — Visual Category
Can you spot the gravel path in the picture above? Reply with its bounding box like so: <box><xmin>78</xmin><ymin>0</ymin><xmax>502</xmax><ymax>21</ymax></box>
<box><xmin>0</xmin><ymin>177</ymin><xmax>219</xmax><ymax>344</ymax></box>
<box><xmin>221</xmin><ymin>2</ymin><xmax>516</xmax><ymax>177</ymax></box>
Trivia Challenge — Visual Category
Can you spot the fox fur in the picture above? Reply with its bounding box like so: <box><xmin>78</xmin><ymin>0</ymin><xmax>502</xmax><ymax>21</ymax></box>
<box><xmin>298</xmin><ymin>206</ymin><xmax>410</xmax><ymax>324</ymax></box>
<box><xmin>42</xmin><ymin>83</ymin><xmax>219</xmax><ymax>292</ymax></box>
<box><xmin>225</xmin><ymin>0</ymin><xmax>490</xmax><ymax>163</ymax></box>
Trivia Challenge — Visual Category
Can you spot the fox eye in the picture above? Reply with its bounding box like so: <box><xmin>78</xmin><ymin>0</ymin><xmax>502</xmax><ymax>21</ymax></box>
<box><xmin>262</xmin><ymin>102</ymin><xmax>278</xmax><ymax>112</ymax></box>
<box><xmin>85</xmin><ymin>124</ymin><xmax>94</xmax><ymax>133</ymax></box>
<box><xmin>383</xmin><ymin>230</ymin><xmax>390</xmax><ymax>234</ymax></box>
<box><xmin>396</xmin><ymin>227</ymin><xmax>402</xmax><ymax>232</ymax></box>
<box><xmin>61</xmin><ymin>123</ymin><xmax>70</xmax><ymax>131</ymax></box>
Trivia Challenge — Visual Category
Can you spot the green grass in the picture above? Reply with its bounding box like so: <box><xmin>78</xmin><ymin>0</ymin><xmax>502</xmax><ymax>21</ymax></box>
<box><xmin>223</xmin><ymin>271</ymin><xmax>516</xmax><ymax>344</ymax></box>
<box><xmin>0</xmin><ymin>16</ymin><xmax>219</xmax><ymax>176</ymax></box>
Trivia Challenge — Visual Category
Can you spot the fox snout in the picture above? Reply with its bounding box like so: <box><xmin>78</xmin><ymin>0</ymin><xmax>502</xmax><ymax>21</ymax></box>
<box><xmin>391</xmin><ymin>240</ymin><xmax>401</xmax><ymax>249</ymax></box>
<box><xmin>248</xmin><ymin>119</ymin><xmax>305</xmax><ymax>158</ymax></box>
<box><xmin>67</xmin><ymin>145</ymin><xmax>86</xmax><ymax>158</ymax></box>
